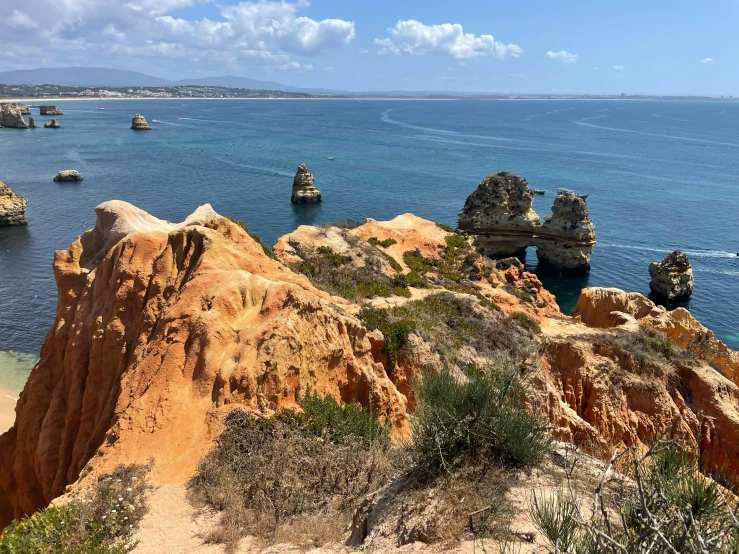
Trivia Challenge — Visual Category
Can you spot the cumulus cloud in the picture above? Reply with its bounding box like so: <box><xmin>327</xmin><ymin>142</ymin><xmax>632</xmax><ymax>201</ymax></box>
<box><xmin>374</xmin><ymin>20</ymin><xmax>523</xmax><ymax>59</ymax></box>
<box><xmin>0</xmin><ymin>0</ymin><xmax>355</xmax><ymax>74</ymax></box>
<box><xmin>614</xmin><ymin>65</ymin><xmax>625</xmax><ymax>70</ymax></box>
<box><xmin>700</xmin><ymin>57</ymin><xmax>713</xmax><ymax>64</ymax></box>
<box><xmin>545</xmin><ymin>50</ymin><xmax>578</xmax><ymax>63</ymax></box>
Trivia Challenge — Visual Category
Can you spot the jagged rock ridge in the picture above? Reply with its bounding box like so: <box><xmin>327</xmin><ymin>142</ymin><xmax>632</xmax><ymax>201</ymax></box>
<box><xmin>649</xmin><ymin>250</ymin><xmax>694</xmax><ymax>301</ymax></box>
<box><xmin>0</xmin><ymin>182</ymin><xmax>28</xmax><ymax>226</ymax></box>
<box><xmin>291</xmin><ymin>163</ymin><xmax>321</xmax><ymax>203</ymax></box>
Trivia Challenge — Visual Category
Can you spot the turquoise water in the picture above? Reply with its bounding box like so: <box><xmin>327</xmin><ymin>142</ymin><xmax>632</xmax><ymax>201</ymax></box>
<box><xmin>1</xmin><ymin>99</ymin><xmax>738</xmax><ymax>381</ymax></box>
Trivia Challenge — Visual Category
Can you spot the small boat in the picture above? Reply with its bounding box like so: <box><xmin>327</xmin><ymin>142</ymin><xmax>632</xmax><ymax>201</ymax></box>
<box><xmin>328</xmin><ymin>156</ymin><xmax>335</xmax><ymax>161</ymax></box>
<box><xmin>99</xmin><ymin>107</ymin><xmax>105</xmax><ymax>110</ymax></box>
<box><xmin>532</xmin><ymin>189</ymin><xmax>545</xmax><ymax>195</ymax></box>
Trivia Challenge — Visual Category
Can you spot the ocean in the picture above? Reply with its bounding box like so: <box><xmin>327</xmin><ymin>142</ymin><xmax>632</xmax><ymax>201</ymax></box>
<box><xmin>1</xmin><ymin>98</ymin><xmax>738</xmax><ymax>390</ymax></box>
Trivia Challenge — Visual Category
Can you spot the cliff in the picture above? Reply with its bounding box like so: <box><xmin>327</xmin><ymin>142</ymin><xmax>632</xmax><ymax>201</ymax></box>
<box><xmin>131</xmin><ymin>114</ymin><xmax>152</xmax><ymax>130</ymax></box>
<box><xmin>291</xmin><ymin>163</ymin><xmax>321</xmax><ymax>203</ymax></box>
<box><xmin>39</xmin><ymin>106</ymin><xmax>63</xmax><ymax>116</ymax></box>
<box><xmin>649</xmin><ymin>250</ymin><xmax>694</xmax><ymax>301</ymax></box>
<box><xmin>0</xmin><ymin>182</ymin><xmax>28</xmax><ymax>226</ymax></box>
<box><xmin>0</xmin><ymin>104</ymin><xmax>28</xmax><ymax>129</ymax></box>
<box><xmin>1</xmin><ymin>202</ymin><xmax>738</xmax><ymax>545</ymax></box>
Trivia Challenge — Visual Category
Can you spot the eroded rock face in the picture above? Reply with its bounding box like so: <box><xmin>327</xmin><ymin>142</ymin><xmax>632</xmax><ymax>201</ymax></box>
<box><xmin>0</xmin><ymin>104</ymin><xmax>29</xmax><ymax>129</ymax></box>
<box><xmin>0</xmin><ymin>182</ymin><xmax>28</xmax><ymax>226</ymax></box>
<box><xmin>458</xmin><ymin>172</ymin><xmax>540</xmax><ymax>257</ymax></box>
<box><xmin>0</xmin><ymin>201</ymin><xmax>406</xmax><ymax>527</ymax></box>
<box><xmin>535</xmin><ymin>192</ymin><xmax>596</xmax><ymax>275</ymax></box>
<box><xmin>28</xmin><ymin>117</ymin><xmax>36</xmax><ymax>129</ymax></box>
<box><xmin>44</xmin><ymin>119</ymin><xmax>60</xmax><ymax>129</ymax></box>
<box><xmin>649</xmin><ymin>250</ymin><xmax>694</xmax><ymax>302</ymax></box>
<box><xmin>131</xmin><ymin>114</ymin><xmax>152</xmax><ymax>130</ymax></box>
<box><xmin>291</xmin><ymin>163</ymin><xmax>321</xmax><ymax>203</ymax></box>
<box><xmin>39</xmin><ymin>106</ymin><xmax>63</xmax><ymax>116</ymax></box>
<box><xmin>53</xmin><ymin>170</ymin><xmax>83</xmax><ymax>182</ymax></box>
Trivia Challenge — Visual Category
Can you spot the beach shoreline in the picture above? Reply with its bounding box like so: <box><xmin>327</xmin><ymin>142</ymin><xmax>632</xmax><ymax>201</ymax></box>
<box><xmin>0</xmin><ymin>385</ymin><xmax>17</xmax><ymax>434</ymax></box>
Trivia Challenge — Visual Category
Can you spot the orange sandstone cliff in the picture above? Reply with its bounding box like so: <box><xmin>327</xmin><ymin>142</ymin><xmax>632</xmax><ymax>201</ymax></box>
<box><xmin>2</xmin><ymin>202</ymin><xmax>739</xmax><ymax>531</ymax></box>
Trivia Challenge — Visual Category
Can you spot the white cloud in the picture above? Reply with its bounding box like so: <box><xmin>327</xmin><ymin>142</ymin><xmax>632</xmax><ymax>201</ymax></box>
<box><xmin>545</xmin><ymin>50</ymin><xmax>578</xmax><ymax>63</ymax></box>
<box><xmin>508</xmin><ymin>73</ymin><xmax>523</xmax><ymax>78</ymax></box>
<box><xmin>700</xmin><ymin>57</ymin><xmax>713</xmax><ymax>64</ymax></box>
<box><xmin>359</xmin><ymin>49</ymin><xmax>369</xmax><ymax>54</ymax></box>
<box><xmin>0</xmin><ymin>1</ymin><xmax>355</xmax><ymax>74</ymax></box>
<box><xmin>374</xmin><ymin>20</ymin><xmax>523</xmax><ymax>59</ymax></box>
<box><xmin>590</xmin><ymin>66</ymin><xmax>599</xmax><ymax>71</ymax></box>
<box><xmin>614</xmin><ymin>65</ymin><xmax>625</xmax><ymax>70</ymax></box>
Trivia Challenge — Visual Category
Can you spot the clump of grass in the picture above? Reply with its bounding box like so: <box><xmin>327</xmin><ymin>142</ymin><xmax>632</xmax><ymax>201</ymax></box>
<box><xmin>368</xmin><ymin>237</ymin><xmax>397</xmax><ymax>248</ymax></box>
<box><xmin>504</xmin><ymin>284</ymin><xmax>533</xmax><ymax>303</ymax></box>
<box><xmin>0</xmin><ymin>464</ymin><xmax>151</xmax><ymax>554</ymax></box>
<box><xmin>378</xmin><ymin>250</ymin><xmax>403</xmax><ymax>272</ymax></box>
<box><xmin>317</xmin><ymin>246</ymin><xmax>350</xmax><ymax>267</ymax></box>
<box><xmin>435</xmin><ymin>222</ymin><xmax>456</xmax><ymax>233</ymax></box>
<box><xmin>510</xmin><ymin>312</ymin><xmax>542</xmax><ymax>335</ymax></box>
<box><xmin>411</xmin><ymin>355</ymin><xmax>551</xmax><ymax>474</ymax></box>
<box><xmin>403</xmin><ymin>249</ymin><xmax>437</xmax><ymax>274</ymax></box>
<box><xmin>190</xmin><ymin>401</ymin><xmax>395</xmax><ymax>551</ymax></box>
<box><xmin>224</xmin><ymin>216</ymin><xmax>278</xmax><ymax>261</ymax></box>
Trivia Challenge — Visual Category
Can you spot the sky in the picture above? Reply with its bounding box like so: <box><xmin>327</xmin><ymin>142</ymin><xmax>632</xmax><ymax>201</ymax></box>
<box><xmin>0</xmin><ymin>0</ymin><xmax>737</xmax><ymax>95</ymax></box>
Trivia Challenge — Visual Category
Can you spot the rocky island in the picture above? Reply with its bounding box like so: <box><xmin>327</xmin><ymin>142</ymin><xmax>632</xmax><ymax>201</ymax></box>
<box><xmin>130</xmin><ymin>113</ymin><xmax>152</xmax><ymax>130</ymax></box>
<box><xmin>458</xmin><ymin>171</ymin><xmax>595</xmax><ymax>275</ymax></box>
<box><xmin>0</xmin><ymin>104</ymin><xmax>28</xmax><ymax>128</ymax></box>
<box><xmin>43</xmin><ymin>118</ymin><xmax>60</xmax><ymax>128</ymax></box>
<box><xmin>291</xmin><ymin>163</ymin><xmax>322</xmax><ymax>203</ymax></box>
<box><xmin>0</xmin><ymin>182</ymin><xmax>28</xmax><ymax>226</ymax></box>
<box><xmin>53</xmin><ymin>170</ymin><xmax>83</xmax><ymax>182</ymax></box>
<box><xmin>28</xmin><ymin>117</ymin><xmax>36</xmax><ymax>128</ymax></box>
<box><xmin>39</xmin><ymin>106</ymin><xmax>63</xmax><ymax>116</ymax></box>
<box><xmin>649</xmin><ymin>250</ymin><xmax>695</xmax><ymax>301</ymax></box>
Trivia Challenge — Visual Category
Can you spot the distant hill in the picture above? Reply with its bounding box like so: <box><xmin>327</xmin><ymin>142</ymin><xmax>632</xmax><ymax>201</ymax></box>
<box><xmin>0</xmin><ymin>67</ymin><xmax>343</xmax><ymax>95</ymax></box>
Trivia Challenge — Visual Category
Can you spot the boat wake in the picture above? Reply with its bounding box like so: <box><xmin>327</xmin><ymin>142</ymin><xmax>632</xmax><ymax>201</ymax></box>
<box><xmin>600</xmin><ymin>243</ymin><xmax>737</xmax><ymax>259</ymax></box>
<box><xmin>572</xmin><ymin>119</ymin><xmax>739</xmax><ymax>148</ymax></box>
<box><xmin>521</xmin><ymin>107</ymin><xmax>575</xmax><ymax>122</ymax></box>
<box><xmin>151</xmin><ymin>119</ymin><xmax>185</xmax><ymax>127</ymax></box>
<box><xmin>651</xmin><ymin>113</ymin><xmax>690</xmax><ymax>123</ymax></box>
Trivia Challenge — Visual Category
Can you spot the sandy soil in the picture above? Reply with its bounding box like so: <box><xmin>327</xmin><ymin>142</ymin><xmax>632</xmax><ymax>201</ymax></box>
<box><xmin>0</xmin><ymin>386</ymin><xmax>18</xmax><ymax>434</ymax></box>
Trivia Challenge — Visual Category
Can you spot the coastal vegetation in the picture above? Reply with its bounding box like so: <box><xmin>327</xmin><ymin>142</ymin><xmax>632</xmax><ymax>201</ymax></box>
<box><xmin>0</xmin><ymin>464</ymin><xmax>150</xmax><ymax>554</ymax></box>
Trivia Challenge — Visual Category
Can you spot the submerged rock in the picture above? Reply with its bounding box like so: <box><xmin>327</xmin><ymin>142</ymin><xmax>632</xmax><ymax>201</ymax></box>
<box><xmin>43</xmin><ymin>119</ymin><xmax>60</xmax><ymax>129</ymax></box>
<box><xmin>28</xmin><ymin>117</ymin><xmax>36</xmax><ymax>129</ymax></box>
<box><xmin>291</xmin><ymin>163</ymin><xmax>322</xmax><ymax>203</ymax></box>
<box><xmin>0</xmin><ymin>182</ymin><xmax>28</xmax><ymax>226</ymax></box>
<box><xmin>131</xmin><ymin>114</ymin><xmax>151</xmax><ymax>130</ymax></box>
<box><xmin>458</xmin><ymin>171</ymin><xmax>540</xmax><ymax>257</ymax></box>
<box><xmin>53</xmin><ymin>170</ymin><xmax>83</xmax><ymax>182</ymax></box>
<box><xmin>0</xmin><ymin>104</ymin><xmax>28</xmax><ymax>129</ymax></box>
<box><xmin>535</xmin><ymin>191</ymin><xmax>596</xmax><ymax>276</ymax></box>
<box><xmin>649</xmin><ymin>250</ymin><xmax>694</xmax><ymax>302</ymax></box>
<box><xmin>39</xmin><ymin>106</ymin><xmax>63</xmax><ymax>116</ymax></box>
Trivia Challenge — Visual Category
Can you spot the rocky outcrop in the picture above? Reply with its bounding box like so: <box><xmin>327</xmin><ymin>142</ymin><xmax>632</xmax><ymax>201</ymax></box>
<box><xmin>53</xmin><ymin>170</ymin><xmax>82</xmax><ymax>182</ymax></box>
<box><xmin>0</xmin><ymin>201</ymin><xmax>407</xmax><ymax>527</ymax></box>
<box><xmin>39</xmin><ymin>106</ymin><xmax>63</xmax><ymax>116</ymax></box>
<box><xmin>536</xmin><ymin>191</ymin><xmax>596</xmax><ymax>275</ymax></box>
<box><xmin>649</xmin><ymin>250</ymin><xmax>694</xmax><ymax>302</ymax></box>
<box><xmin>131</xmin><ymin>114</ymin><xmax>151</xmax><ymax>130</ymax></box>
<box><xmin>28</xmin><ymin>117</ymin><xmax>36</xmax><ymax>129</ymax></box>
<box><xmin>44</xmin><ymin>119</ymin><xmax>60</xmax><ymax>129</ymax></box>
<box><xmin>0</xmin><ymin>182</ymin><xmax>28</xmax><ymax>226</ymax></box>
<box><xmin>291</xmin><ymin>164</ymin><xmax>321</xmax><ymax>203</ymax></box>
<box><xmin>1</xmin><ymin>103</ymin><xmax>30</xmax><ymax>115</ymax></box>
<box><xmin>459</xmin><ymin>173</ymin><xmax>595</xmax><ymax>275</ymax></box>
<box><xmin>458</xmin><ymin>172</ymin><xmax>540</xmax><ymax>257</ymax></box>
<box><xmin>0</xmin><ymin>104</ymin><xmax>28</xmax><ymax>129</ymax></box>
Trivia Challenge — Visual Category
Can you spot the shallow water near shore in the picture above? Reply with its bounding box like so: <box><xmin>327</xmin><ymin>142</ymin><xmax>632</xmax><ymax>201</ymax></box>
<box><xmin>0</xmin><ymin>98</ymin><xmax>737</xmax><ymax>390</ymax></box>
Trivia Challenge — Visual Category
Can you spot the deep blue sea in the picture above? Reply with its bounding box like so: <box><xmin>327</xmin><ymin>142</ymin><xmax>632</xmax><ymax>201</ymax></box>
<box><xmin>1</xmin><ymin>98</ymin><xmax>738</xmax><ymax>388</ymax></box>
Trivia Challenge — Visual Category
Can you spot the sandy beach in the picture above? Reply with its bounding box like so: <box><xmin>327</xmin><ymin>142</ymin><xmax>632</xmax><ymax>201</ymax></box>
<box><xmin>0</xmin><ymin>386</ymin><xmax>17</xmax><ymax>434</ymax></box>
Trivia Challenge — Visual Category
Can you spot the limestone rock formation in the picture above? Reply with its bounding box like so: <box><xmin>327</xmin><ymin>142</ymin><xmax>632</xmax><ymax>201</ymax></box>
<box><xmin>0</xmin><ymin>104</ymin><xmax>28</xmax><ymax>129</ymax></box>
<box><xmin>0</xmin><ymin>201</ymin><xmax>406</xmax><ymax>527</ymax></box>
<box><xmin>39</xmin><ymin>106</ymin><xmax>63</xmax><ymax>116</ymax></box>
<box><xmin>131</xmin><ymin>114</ymin><xmax>151</xmax><ymax>130</ymax></box>
<box><xmin>44</xmin><ymin>119</ymin><xmax>60</xmax><ymax>129</ymax></box>
<box><xmin>458</xmin><ymin>172</ymin><xmax>540</xmax><ymax>257</ymax></box>
<box><xmin>291</xmin><ymin>164</ymin><xmax>321</xmax><ymax>203</ymax></box>
<box><xmin>649</xmin><ymin>250</ymin><xmax>694</xmax><ymax>302</ymax></box>
<box><xmin>53</xmin><ymin>170</ymin><xmax>83</xmax><ymax>182</ymax></box>
<box><xmin>28</xmin><ymin>117</ymin><xmax>36</xmax><ymax>129</ymax></box>
<box><xmin>0</xmin><ymin>182</ymin><xmax>28</xmax><ymax>226</ymax></box>
<box><xmin>535</xmin><ymin>191</ymin><xmax>596</xmax><ymax>275</ymax></box>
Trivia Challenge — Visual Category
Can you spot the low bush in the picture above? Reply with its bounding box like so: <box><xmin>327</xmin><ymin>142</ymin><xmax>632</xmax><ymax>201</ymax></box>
<box><xmin>510</xmin><ymin>311</ymin><xmax>542</xmax><ymax>335</ymax></box>
<box><xmin>411</xmin><ymin>355</ymin><xmax>551</xmax><ymax>474</ymax></box>
<box><xmin>435</xmin><ymin>222</ymin><xmax>456</xmax><ymax>233</ymax></box>
<box><xmin>367</xmin><ymin>237</ymin><xmax>397</xmax><ymax>248</ymax></box>
<box><xmin>317</xmin><ymin>246</ymin><xmax>350</xmax><ymax>267</ymax></box>
<box><xmin>0</xmin><ymin>464</ymin><xmax>151</xmax><ymax>554</ymax></box>
<box><xmin>190</xmin><ymin>400</ymin><xmax>396</xmax><ymax>551</ymax></box>
<box><xmin>224</xmin><ymin>216</ymin><xmax>278</xmax><ymax>261</ymax></box>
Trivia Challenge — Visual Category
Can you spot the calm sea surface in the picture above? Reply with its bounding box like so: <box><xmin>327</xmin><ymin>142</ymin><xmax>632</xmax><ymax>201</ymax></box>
<box><xmin>1</xmin><ymin>99</ymin><xmax>738</xmax><ymax>388</ymax></box>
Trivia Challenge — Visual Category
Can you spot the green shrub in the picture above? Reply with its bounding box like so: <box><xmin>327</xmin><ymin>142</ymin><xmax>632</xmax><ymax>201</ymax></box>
<box><xmin>317</xmin><ymin>246</ymin><xmax>349</xmax><ymax>267</ymax></box>
<box><xmin>403</xmin><ymin>249</ymin><xmax>437</xmax><ymax>274</ymax></box>
<box><xmin>406</xmin><ymin>270</ymin><xmax>428</xmax><ymax>288</ymax></box>
<box><xmin>0</xmin><ymin>464</ymin><xmax>151</xmax><ymax>554</ymax></box>
<box><xmin>368</xmin><ymin>237</ymin><xmax>398</xmax><ymax>248</ymax></box>
<box><xmin>359</xmin><ymin>306</ymin><xmax>413</xmax><ymax>371</ymax></box>
<box><xmin>510</xmin><ymin>311</ymin><xmax>542</xmax><ymax>335</ymax></box>
<box><xmin>379</xmin><ymin>250</ymin><xmax>403</xmax><ymax>272</ymax></box>
<box><xmin>411</xmin><ymin>356</ymin><xmax>551</xmax><ymax>474</ymax></box>
<box><xmin>504</xmin><ymin>284</ymin><xmax>533</xmax><ymax>303</ymax></box>
<box><xmin>435</xmin><ymin>222</ymin><xmax>456</xmax><ymax>233</ymax></box>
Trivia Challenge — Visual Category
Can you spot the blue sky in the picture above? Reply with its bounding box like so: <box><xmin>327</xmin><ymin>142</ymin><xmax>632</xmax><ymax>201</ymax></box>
<box><xmin>1</xmin><ymin>0</ymin><xmax>736</xmax><ymax>94</ymax></box>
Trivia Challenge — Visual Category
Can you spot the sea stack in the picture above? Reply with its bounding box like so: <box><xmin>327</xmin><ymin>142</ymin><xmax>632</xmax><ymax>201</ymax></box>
<box><xmin>649</xmin><ymin>250</ymin><xmax>694</xmax><ymax>302</ymax></box>
<box><xmin>53</xmin><ymin>170</ymin><xmax>83</xmax><ymax>182</ymax></box>
<box><xmin>0</xmin><ymin>104</ymin><xmax>29</xmax><ymax>129</ymax></box>
<box><xmin>291</xmin><ymin>164</ymin><xmax>322</xmax><ymax>203</ymax></box>
<box><xmin>457</xmin><ymin>172</ymin><xmax>540</xmax><ymax>258</ymax></box>
<box><xmin>39</xmin><ymin>106</ymin><xmax>63</xmax><ymax>116</ymax></box>
<box><xmin>44</xmin><ymin>119</ymin><xmax>60</xmax><ymax>129</ymax></box>
<box><xmin>0</xmin><ymin>181</ymin><xmax>28</xmax><ymax>226</ymax></box>
<box><xmin>28</xmin><ymin>117</ymin><xmax>36</xmax><ymax>129</ymax></box>
<box><xmin>131</xmin><ymin>114</ymin><xmax>152</xmax><ymax>130</ymax></box>
<box><xmin>535</xmin><ymin>191</ymin><xmax>596</xmax><ymax>276</ymax></box>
